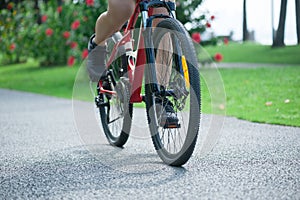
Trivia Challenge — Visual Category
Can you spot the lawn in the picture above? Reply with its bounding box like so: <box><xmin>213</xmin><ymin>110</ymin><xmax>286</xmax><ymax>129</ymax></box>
<box><xmin>205</xmin><ymin>42</ymin><xmax>300</xmax><ymax>65</ymax></box>
<box><xmin>218</xmin><ymin>66</ymin><xmax>300</xmax><ymax>127</ymax></box>
<box><xmin>0</xmin><ymin>60</ymin><xmax>78</xmax><ymax>98</ymax></box>
<box><xmin>0</xmin><ymin>59</ymin><xmax>299</xmax><ymax>127</ymax></box>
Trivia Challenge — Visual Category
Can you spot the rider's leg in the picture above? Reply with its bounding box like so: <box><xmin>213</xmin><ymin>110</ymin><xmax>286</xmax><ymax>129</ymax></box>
<box><xmin>153</xmin><ymin>0</ymin><xmax>179</xmax><ymax>127</ymax></box>
<box><xmin>94</xmin><ymin>0</ymin><xmax>136</xmax><ymax>46</ymax></box>
<box><xmin>152</xmin><ymin>0</ymin><xmax>175</xmax><ymax>27</ymax></box>
<box><xmin>87</xmin><ymin>0</ymin><xmax>135</xmax><ymax>82</ymax></box>
<box><xmin>153</xmin><ymin>0</ymin><xmax>175</xmax><ymax>87</ymax></box>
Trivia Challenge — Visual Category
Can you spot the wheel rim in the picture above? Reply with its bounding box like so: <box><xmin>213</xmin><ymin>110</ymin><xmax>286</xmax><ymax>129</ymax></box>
<box><xmin>149</xmin><ymin>29</ymin><xmax>200</xmax><ymax>157</ymax></box>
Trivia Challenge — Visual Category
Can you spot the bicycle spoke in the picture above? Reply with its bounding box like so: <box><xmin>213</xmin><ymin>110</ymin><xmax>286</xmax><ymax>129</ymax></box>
<box><xmin>146</xmin><ymin>18</ymin><xmax>200</xmax><ymax>165</ymax></box>
<box><xmin>108</xmin><ymin>116</ymin><xmax>122</xmax><ymax>124</ymax></box>
<box><xmin>98</xmin><ymin>33</ymin><xmax>132</xmax><ymax>147</ymax></box>
<box><xmin>156</xmin><ymin>35</ymin><xmax>190</xmax><ymax>155</ymax></box>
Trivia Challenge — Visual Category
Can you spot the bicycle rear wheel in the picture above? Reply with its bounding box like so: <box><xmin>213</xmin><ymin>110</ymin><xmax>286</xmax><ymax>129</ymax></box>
<box><xmin>96</xmin><ymin>32</ymin><xmax>133</xmax><ymax>147</ymax></box>
<box><xmin>145</xmin><ymin>19</ymin><xmax>201</xmax><ymax>166</ymax></box>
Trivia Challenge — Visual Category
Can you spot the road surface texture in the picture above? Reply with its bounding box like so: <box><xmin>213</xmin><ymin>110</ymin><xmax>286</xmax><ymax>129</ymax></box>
<box><xmin>0</xmin><ymin>89</ymin><xmax>299</xmax><ymax>199</ymax></box>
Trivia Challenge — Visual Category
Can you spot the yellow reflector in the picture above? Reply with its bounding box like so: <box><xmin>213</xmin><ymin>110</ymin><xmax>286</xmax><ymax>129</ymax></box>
<box><xmin>182</xmin><ymin>55</ymin><xmax>190</xmax><ymax>88</ymax></box>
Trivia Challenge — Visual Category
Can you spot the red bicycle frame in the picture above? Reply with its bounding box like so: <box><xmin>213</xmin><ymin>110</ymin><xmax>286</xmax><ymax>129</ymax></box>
<box><xmin>100</xmin><ymin>0</ymin><xmax>175</xmax><ymax>103</ymax></box>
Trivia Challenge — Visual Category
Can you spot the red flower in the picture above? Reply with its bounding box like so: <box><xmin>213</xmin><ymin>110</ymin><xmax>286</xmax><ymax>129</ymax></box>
<box><xmin>82</xmin><ymin>49</ymin><xmax>88</xmax><ymax>59</ymax></box>
<box><xmin>67</xmin><ymin>56</ymin><xmax>75</xmax><ymax>66</ymax></box>
<box><xmin>191</xmin><ymin>32</ymin><xmax>201</xmax><ymax>43</ymax></box>
<box><xmin>41</xmin><ymin>15</ymin><xmax>47</xmax><ymax>23</ymax></box>
<box><xmin>70</xmin><ymin>42</ymin><xmax>78</xmax><ymax>49</ymax></box>
<box><xmin>210</xmin><ymin>15</ymin><xmax>215</xmax><ymax>21</ymax></box>
<box><xmin>206</xmin><ymin>22</ymin><xmax>211</xmax><ymax>28</ymax></box>
<box><xmin>71</xmin><ymin>20</ymin><xmax>80</xmax><ymax>30</ymax></box>
<box><xmin>57</xmin><ymin>6</ymin><xmax>62</xmax><ymax>13</ymax></box>
<box><xmin>86</xmin><ymin>0</ymin><xmax>94</xmax><ymax>6</ymax></box>
<box><xmin>224</xmin><ymin>37</ymin><xmax>229</xmax><ymax>45</ymax></box>
<box><xmin>7</xmin><ymin>2</ymin><xmax>13</xmax><ymax>10</ymax></box>
<box><xmin>214</xmin><ymin>53</ymin><xmax>223</xmax><ymax>62</ymax></box>
<box><xmin>9</xmin><ymin>43</ymin><xmax>16</xmax><ymax>51</ymax></box>
<box><xmin>63</xmin><ymin>31</ymin><xmax>70</xmax><ymax>39</ymax></box>
<box><xmin>45</xmin><ymin>28</ymin><xmax>53</xmax><ymax>36</ymax></box>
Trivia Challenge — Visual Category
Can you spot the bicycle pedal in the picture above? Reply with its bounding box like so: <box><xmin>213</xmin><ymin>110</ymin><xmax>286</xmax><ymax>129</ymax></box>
<box><xmin>162</xmin><ymin>122</ymin><xmax>181</xmax><ymax>129</ymax></box>
<box><xmin>95</xmin><ymin>96</ymin><xmax>109</xmax><ymax>107</ymax></box>
<box><xmin>97</xmin><ymin>102</ymin><xmax>109</xmax><ymax>107</ymax></box>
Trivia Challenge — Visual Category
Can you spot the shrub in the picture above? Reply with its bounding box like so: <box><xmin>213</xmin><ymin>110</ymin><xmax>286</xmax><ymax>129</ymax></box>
<box><xmin>1</xmin><ymin>0</ymin><xmax>212</xmax><ymax>66</ymax></box>
<box><xmin>0</xmin><ymin>0</ymin><xmax>107</xmax><ymax>66</ymax></box>
<box><xmin>27</xmin><ymin>0</ymin><xmax>107</xmax><ymax>66</ymax></box>
<box><xmin>0</xmin><ymin>2</ymin><xmax>36</xmax><ymax>64</ymax></box>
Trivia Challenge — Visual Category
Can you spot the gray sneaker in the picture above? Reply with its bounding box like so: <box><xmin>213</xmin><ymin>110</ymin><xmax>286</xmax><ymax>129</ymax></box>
<box><xmin>87</xmin><ymin>34</ymin><xmax>107</xmax><ymax>82</ymax></box>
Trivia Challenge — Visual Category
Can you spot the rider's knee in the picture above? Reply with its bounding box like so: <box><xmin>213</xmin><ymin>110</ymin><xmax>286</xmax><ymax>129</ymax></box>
<box><xmin>108</xmin><ymin>0</ymin><xmax>135</xmax><ymax>23</ymax></box>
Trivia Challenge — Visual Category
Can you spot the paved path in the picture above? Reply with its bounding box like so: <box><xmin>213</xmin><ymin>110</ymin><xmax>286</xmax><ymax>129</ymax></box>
<box><xmin>0</xmin><ymin>89</ymin><xmax>299</xmax><ymax>199</ymax></box>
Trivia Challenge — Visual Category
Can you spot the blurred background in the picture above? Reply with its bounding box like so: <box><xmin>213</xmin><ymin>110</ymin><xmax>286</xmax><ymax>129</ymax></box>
<box><xmin>0</xmin><ymin>0</ymin><xmax>299</xmax><ymax>127</ymax></box>
<box><xmin>200</xmin><ymin>0</ymin><xmax>298</xmax><ymax>45</ymax></box>
<box><xmin>1</xmin><ymin>0</ymin><xmax>299</xmax><ymax>66</ymax></box>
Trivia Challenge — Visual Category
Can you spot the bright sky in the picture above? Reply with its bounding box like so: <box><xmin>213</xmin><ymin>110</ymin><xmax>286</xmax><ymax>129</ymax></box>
<box><xmin>199</xmin><ymin>0</ymin><xmax>298</xmax><ymax>45</ymax></box>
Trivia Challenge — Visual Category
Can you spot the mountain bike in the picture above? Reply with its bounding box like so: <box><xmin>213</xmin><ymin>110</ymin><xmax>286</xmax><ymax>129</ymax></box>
<box><xmin>94</xmin><ymin>0</ymin><xmax>201</xmax><ymax>166</ymax></box>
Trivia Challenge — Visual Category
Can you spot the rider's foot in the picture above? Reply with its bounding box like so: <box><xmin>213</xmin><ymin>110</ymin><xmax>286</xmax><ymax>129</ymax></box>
<box><xmin>101</xmin><ymin>78</ymin><xmax>112</xmax><ymax>91</ymax></box>
<box><xmin>87</xmin><ymin>34</ymin><xmax>107</xmax><ymax>82</ymax></box>
<box><xmin>156</xmin><ymin>98</ymin><xmax>179</xmax><ymax>128</ymax></box>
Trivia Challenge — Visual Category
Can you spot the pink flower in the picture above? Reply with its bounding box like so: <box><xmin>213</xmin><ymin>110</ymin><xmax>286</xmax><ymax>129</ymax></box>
<box><xmin>86</xmin><ymin>0</ymin><xmax>94</xmax><ymax>6</ymax></box>
<box><xmin>70</xmin><ymin>41</ymin><xmax>78</xmax><ymax>49</ymax></box>
<box><xmin>224</xmin><ymin>37</ymin><xmax>229</xmax><ymax>45</ymax></box>
<box><xmin>191</xmin><ymin>32</ymin><xmax>201</xmax><ymax>43</ymax></box>
<box><xmin>206</xmin><ymin>22</ymin><xmax>211</xmax><ymax>28</ymax></box>
<box><xmin>214</xmin><ymin>53</ymin><xmax>223</xmax><ymax>62</ymax></box>
<box><xmin>41</xmin><ymin>15</ymin><xmax>47</xmax><ymax>23</ymax></box>
<box><xmin>63</xmin><ymin>31</ymin><xmax>70</xmax><ymax>39</ymax></box>
<box><xmin>9</xmin><ymin>43</ymin><xmax>16</xmax><ymax>51</ymax></box>
<box><xmin>67</xmin><ymin>56</ymin><xmax>75</xmax><ymax>66</ymax></box>
<box><xmin>71</xmin><ymin>20</ymin><xmax>80</xmax><ymax>30</ymax></box>
<box><xmin>45</xmin><ymin>28</ymin><xmax>53</xmax><ymax>36</ymax></box>
<box><xmin>82</xmin><ymin>49</ymin><xmax>88</xmax><ymax>59</ymax></box>
<box><xmin>57</xmin><ymin>6</ymin><xmax>62</xmax><ymax>13</ymax></box>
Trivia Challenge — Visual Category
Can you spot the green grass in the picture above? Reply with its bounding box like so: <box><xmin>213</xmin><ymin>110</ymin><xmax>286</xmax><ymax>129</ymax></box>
<box><xmin>0</xmin><ymin>60</ymin><xmax>78</xmax><ymax>98</ymax></box>
<box><xmin>218</xmin><ymin>66</ymin><xmax>300</xmax><ymax>127</ymax></box>
<box><xmin>205</xmin><ymin>43</ymin><xmax>300</xmax><ymax>65</ymax></box>
<box><xmin>0</xmin><ymin>58</ymin><xmax>299</xmax><ymax>127</ymax></box>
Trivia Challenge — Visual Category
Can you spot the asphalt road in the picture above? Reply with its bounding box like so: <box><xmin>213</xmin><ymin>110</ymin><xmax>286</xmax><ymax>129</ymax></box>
<box><xmin>0</xmin><ymin>89</ymin><xmax>299</xmax><ymax>199</ymax></box>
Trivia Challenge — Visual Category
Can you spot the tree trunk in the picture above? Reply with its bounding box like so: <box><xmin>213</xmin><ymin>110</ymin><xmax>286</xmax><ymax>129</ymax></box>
<box><xmin>272</xmin><ymin>0</ymin><xmax>287</xmax><ymax>47</ymax></box>
<box><xmin>296</xmin><ymin>0</ymin><xmax>300</xmax><ymax>44</ymax></box>
<box><xmin>243</xmin><ymin>0</ymin><xmax>248</xmax><ymax>41</ymax></box>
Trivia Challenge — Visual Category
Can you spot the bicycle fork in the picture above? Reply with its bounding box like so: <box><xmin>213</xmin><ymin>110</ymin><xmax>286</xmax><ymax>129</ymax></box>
<box><xmin>139</xmin><ymin>1</ymin><xmax>177</xmax><ymax>97</ymax></box>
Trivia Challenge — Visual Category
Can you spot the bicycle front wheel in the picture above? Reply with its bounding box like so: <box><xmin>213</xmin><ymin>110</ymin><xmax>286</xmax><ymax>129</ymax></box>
<box><xmin>145</xmin><ymin>19</ymin><xmax>201</xmax><ymax>166</ymax></box>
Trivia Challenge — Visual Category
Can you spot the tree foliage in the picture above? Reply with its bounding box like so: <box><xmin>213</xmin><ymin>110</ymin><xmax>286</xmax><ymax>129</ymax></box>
<box><xmin>176</xmin><ymin>0</ymin><xmax>206</xmax><ymax>33</ymax></box>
